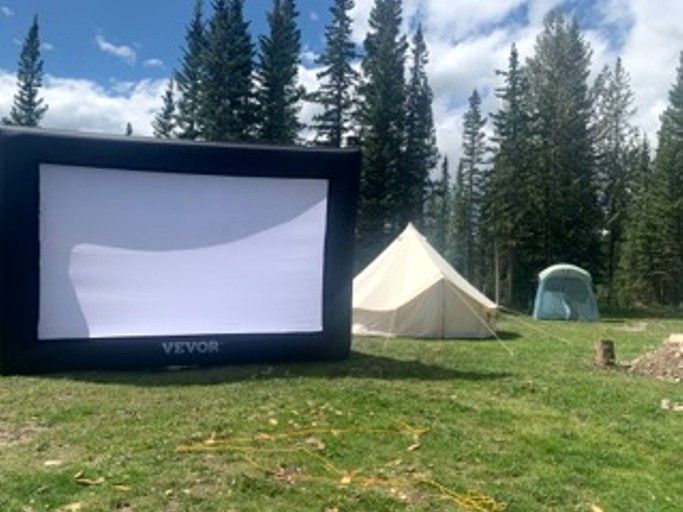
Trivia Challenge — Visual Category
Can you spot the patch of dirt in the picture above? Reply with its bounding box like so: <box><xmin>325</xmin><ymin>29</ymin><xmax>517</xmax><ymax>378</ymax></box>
<box><xmin>628</xmin><ymin>335</ymin><xmax>683</xmax><ymax>382</ymax></box>
<box><xmin>616</xmin><ymin>321</ymin><xmax>649</xmax><ymax>332</ymax></box>
<box><xmin>0</xmin><ymin>420</ymin><xmax>43</xmax><ymax>447</ymax></box>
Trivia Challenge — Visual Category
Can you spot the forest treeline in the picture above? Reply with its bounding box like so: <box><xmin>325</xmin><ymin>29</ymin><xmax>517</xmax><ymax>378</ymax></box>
<box><xmin>4</xmin><ymin>0</ymin><xmax>683</xmax><ymax>310</ymax></box>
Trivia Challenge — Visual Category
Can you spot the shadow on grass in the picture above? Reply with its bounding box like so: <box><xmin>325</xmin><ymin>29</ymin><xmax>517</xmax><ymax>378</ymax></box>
<box><xmin>406</xmin><ymin>331</ymin><xmax>521</xmax><ymax>342</ymax></box>
<box><xmin>44</xmin><ymin>350</ymin><xmax>512</xmax><ymax>387</ymax></box>
<box><xmin>492</xmin><ymin>330</ymin><xmax>521</xmax><ymax>341</ymax></box>
<box><xmin>599</xmin><ymin>306</ymin><xmax>683</xmax><ymax>319</ymax></box>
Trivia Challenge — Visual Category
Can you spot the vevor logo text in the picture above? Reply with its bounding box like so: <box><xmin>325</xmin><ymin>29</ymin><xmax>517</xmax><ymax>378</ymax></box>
<box><xmin>162</xmin><ymin>340</ymin><xmax>220</xmax><ymax>355</ymax></box>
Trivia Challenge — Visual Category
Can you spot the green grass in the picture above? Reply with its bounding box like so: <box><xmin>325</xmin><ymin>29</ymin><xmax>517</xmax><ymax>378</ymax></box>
<box><xmin>1</xmin><ymin>314</ymin><xmax>682</xmax><ymax>511</ymax></box>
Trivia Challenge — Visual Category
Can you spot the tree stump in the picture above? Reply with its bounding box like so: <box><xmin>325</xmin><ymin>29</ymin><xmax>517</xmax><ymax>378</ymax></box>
<box><xmin>594</xmin><ymin>339</ymin><xmax>616</xmax><ymax>368</ymax></box>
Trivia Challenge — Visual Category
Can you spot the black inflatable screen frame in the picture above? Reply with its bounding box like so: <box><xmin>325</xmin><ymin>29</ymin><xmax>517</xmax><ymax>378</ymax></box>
<box><xmin>0</xmin><ymin>127</ymin><xmax>360</xmax><ymax>373</ymax></box>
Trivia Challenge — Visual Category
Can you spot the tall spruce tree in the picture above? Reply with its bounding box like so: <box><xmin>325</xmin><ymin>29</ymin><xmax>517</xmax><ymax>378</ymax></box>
<box><xmin>175</xmin><ymin>0</ymin><xmax>206</xmax><ymax>140</ymax></box>
<box><xmin>404</xmin><ymin>24</ymin><xmax>439</xmax><ymax>228</ymax></box>
<box><xmin>355</xmin><ymin>0</ymin><xmax>407</xmax><ymax>263</ymax></box>
<box><xmin>3</xmin><ymin>14</ymin><xmax>48</xmax><ymax>127</ymax></box>
<box><xmin>456</xmin><ymin>88</ymin><xmax>488</xmax><ymax>286</ymax></box>
<box><xmin>152</xmin><ymin>79</ymin><xmax>177</xmax><ymax>138</ymax></box>
<box><xmin>487</xmin><ymin>44</ymin><xmax>537</xmax><ymax>308</ymax></box>
<box><xmin>631</xmin><ymin>137</ymin><xmax>653</xmax><ymax>197</ymax></box>
<box><xmin>591</xmin><ymin>58</ymin><xmax>638</xmax><ymax>301</ymax></box>
<box><xmin>256</xmin><ymin>0</ymin><xmax>303</xmax><ymax>144</ymax></box>
<box><xmin>200</xmin><ymin>0</ymin><xmax>254</xmax><ymax>141</ymax></box>
<box><xmin>525</xmin><ymin>10</ymin><xmax>601</xmax><ymax>277</ymax></box>
<box><xmin>311</xmin><ymin>0</ymin><xmax>358</xmax><ymax>147</ymax></box>
<box><xmin>616</xmin><ymin>137</ymin><xmax>655</xmax><ymax>303</ymax></box>
<box><xmin>624</xmin><ymin>52</ymin><xmax>683</xmax><ymax>304</ymax></box>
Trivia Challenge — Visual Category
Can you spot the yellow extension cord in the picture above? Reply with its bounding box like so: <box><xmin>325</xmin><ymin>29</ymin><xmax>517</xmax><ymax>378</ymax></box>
<box><xmin>177</xmin><ymin>424</ymin><xmax>507</xmax><ymax>512</ymax></box>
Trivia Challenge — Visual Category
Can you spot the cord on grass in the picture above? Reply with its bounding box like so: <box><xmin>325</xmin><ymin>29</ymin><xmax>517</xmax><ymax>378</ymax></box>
<box><xmin>177</xmin><ymin>424</ymin><xmax>507</xmax><ymax>512</ymax></box>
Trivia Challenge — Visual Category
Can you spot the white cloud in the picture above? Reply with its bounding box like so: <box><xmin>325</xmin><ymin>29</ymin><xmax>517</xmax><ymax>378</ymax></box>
<box><xmin>346</xmin><ymin>0</ymin><xmax>679</xmax><ymax>167</ymax></box>
<box><xmin>349</xmin><ymin>0</ymin><xmax>373</xmax><ymax>44</ymax></box>
<box><xmin>95</xmin><ymin>34</ymin><xmax>137</xmax><ymax>65</ymax></box>
<box><xmin>42</xmin><ymin>76</ymin><xmax>165</xmax><ymax>136</ymax></box>
<box><xmin>301</xmin><ymin>49</ymin><xmax>318</xmax><ymax>66</ymax></box>
<box><xmin>0</xmin><ymin>71</ymin><xmax>15</xmax><ymax>114</ymax></box>
<box><xmin>1</xmin><ymin>6</ymin><xmax>13</xmax><ymax>17</ymax></box>
<box><xmin>0</xmin><ymin>70</ymin><xmax>165</xmax><ymax>137</ymax></box>
<box><xmin>617</xmin><ymin>0</ymin><xmax>683</xmax><ymax>140</ymax></box>
<box><xmin>143</xmin><ymin>58</ymin><xmax>165</xmax><ymax>69</ymax></box>
<box><xmin>412</xmin><ymin>0</ymin><xmax>528</xmax><ymax>40</ymax></box>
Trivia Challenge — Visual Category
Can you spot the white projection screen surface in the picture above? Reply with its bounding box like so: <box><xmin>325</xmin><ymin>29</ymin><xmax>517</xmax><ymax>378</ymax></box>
<box><xmin>38</xmin><ymin>164</ymin><xmax>329</xmax><ymax>340</ymax></box>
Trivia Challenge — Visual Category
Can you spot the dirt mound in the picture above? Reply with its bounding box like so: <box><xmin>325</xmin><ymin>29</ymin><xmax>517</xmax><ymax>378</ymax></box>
<box><xmin>629</xmin><ymin>335</ymin><xmax>683</xmax><ymax>382</ymax></box>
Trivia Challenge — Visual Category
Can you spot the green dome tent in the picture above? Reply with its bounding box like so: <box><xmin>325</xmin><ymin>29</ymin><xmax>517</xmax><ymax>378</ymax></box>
<box><xmin>532</xmin><ymin>264</ymin><xmax>599</xmax><ymax>322</ymax></box>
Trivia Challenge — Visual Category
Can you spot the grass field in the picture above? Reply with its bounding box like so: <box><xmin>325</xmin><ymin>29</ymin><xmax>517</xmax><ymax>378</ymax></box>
<box><xmin>1</xmin><ymin>314</ymin><xmax>682</xmax><ymax>511</ymax></box>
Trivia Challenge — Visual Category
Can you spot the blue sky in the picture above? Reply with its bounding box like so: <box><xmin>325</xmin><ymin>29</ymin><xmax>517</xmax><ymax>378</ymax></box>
<box><xmin>0</xmin><ymin>1</ymin><xmax>329</xmax><ymax>84</ymax></box>
<box><xmin>1</xmin><ymin>1</ymin><xmax>682</xmax><ymax>164</ymax></box>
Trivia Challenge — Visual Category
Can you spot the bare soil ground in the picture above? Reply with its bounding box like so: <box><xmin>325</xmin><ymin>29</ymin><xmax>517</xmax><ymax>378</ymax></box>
<box><xmin>0</xmin><ymin>420</ymin><xmax>43</xmax><ymax>447</ymax></box>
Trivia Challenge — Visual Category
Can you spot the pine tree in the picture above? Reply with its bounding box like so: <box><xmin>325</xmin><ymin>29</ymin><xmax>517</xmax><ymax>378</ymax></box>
<box><xmin>355</xmin><ymin>0</ymin><xmax>407</xmax><ymax>263</ymax></box>
<box><xmin>226</xmin><ymin>0</ymin><xmax>255</xmax><ymax>140</ymax></box>
<box><xmin>487</xmin><ymin>44</ymin><xmax>538</xmax><ymax>308</ymax></box>
<box><xmin>591</xmin><ymin>57</ymin><xmax>638</xmax><ymax>301</ymax></box>
<box><xmin>623</xmin><ymin>52</ymin><xmax>683</xmax><ymax>304</ymax></box>
<box><xmin>256</xmin><ymin>0</ymin><xmax>303</xmax><ymax>144</ymax></box>
<box><xmin>525</xmin><ymin>10</ymin><xmax>601</xmax><ymax>278</ymax></box>
<box><xmin>457</xmin><ymin>88</ymin><xmax>488</xmax><ymax>285</ymax></box>
<box><xmin>403</xmin><ymin>24</ymin><xmax>439</xmax><ymax>228</ymax></box>
<box><xmin>631</xmin><ymin>137</ymin><xmax>653</xmax><ymax>197</ymax></box>
<box><xmin>3</xmin><ymin>14</ymin><xmax>48</xmax><ymax>127</ymax></box>
<box><xmin>616</xmin><ymin>138</ymin><xmax>654</xmax><ymax>303</ymax></box>
<box><xmin>152</xmin><ymin>79</ymin><xmax>176</xmax><ymax>138</ymax></box>
<box><xmin>200</xmin><ymin>0</ymin><xmax>255</xmax><ymax>142</ymax></box>
<box><xmin>311</xmin><ymin>0</ymin><xmax>358</xmax><ymax>147</ymax></box>
<box><xmin>175</xmin><ymin>0</ymin><xmax>206</xmax><ymax>140</ymax></box>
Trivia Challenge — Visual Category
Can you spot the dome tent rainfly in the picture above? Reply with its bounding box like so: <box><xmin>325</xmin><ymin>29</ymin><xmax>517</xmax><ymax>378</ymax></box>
<box><xmin>352</xmin><ymin>223</ymin><xmax>497</xmax><ymax>339</ymax></box>
<box><xmin>532</xmin><ymin>264</ymin><xmax>599</xmax><ymax>322</ymax></box>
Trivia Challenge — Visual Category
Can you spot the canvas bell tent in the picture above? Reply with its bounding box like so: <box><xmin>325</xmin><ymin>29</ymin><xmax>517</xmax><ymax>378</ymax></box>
<box><xmin>532</xmin><ymin>264</ymin><xmax>599</xmax><ymax>322</ymax></box>
<box><xmin>352</xmin><ymin>224</ymin><xmax>497</xmax><ymax>338</ymax></box>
